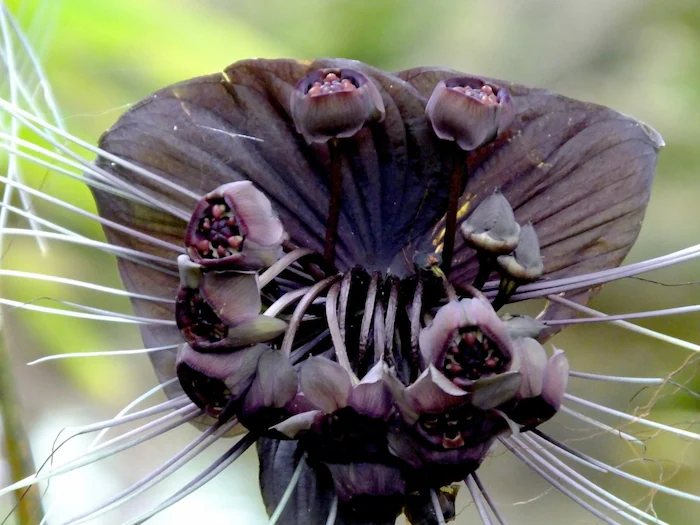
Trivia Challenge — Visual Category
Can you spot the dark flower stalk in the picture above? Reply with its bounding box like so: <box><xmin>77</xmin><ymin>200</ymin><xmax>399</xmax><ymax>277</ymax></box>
<box><xmin>1</xmin><ymin>13</ymin><xmax>699</xmax><ymax>525</ymax></box>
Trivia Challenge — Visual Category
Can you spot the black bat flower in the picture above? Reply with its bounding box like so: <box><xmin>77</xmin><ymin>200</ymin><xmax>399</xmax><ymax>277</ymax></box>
<box><xmin>2</xmin><ymin>53</ymin><xmax>698</xmax><ymax>525</ymax></box>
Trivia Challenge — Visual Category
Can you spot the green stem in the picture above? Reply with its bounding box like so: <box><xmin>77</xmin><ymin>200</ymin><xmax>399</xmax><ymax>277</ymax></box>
<box><xmin>0</xmin><ymin>334</ymin><xmax>44</xmax><ymax>525</ymax></box>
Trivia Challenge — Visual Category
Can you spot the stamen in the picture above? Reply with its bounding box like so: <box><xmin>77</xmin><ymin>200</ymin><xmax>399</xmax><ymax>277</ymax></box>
<box><xmin>465</xmin><ymin>475</ymin><xmax>494</xmax><ymax>525</ymax></box>
<box><xmin>559</xmin><ymin>406</ymin><xmax>644</xmax><ymax>447</ymax></box>
<box><xmin>500</xmin><ymin>438</ymin><xmax>619</xmax><ymax>525</ymax></box>
<box><xmin>430</xmin><ymin>488</ymin><xmax>448</xmax><ymax>525</ymax></box>
<box><xmin>470</xmin><ymin>473</ymin><xmax>509</xmax><ymax>525</ymax></box>
<box><xmin>268</xmin><ymin>453</ymin><xmax>306</xmax><ymax>525</ymax></box>
<box><xmin>532</xmin><ymin>431</ymin><xmax>700</xmax><ymax>502</ymax></box>
<box><xmin>564</xmin><ymin>394</ymin><xmax>700</xmax><ymax>442</ymax></box>
<box><xmin>120</xmin><ymin>433</ymin><xmax>257</xmax><ymax>525</ymax></box>
<box><xmin>520</xmin><ymin>433</ymin><xmax>668</xmax><ymax>525</ymax></box>
<box><xmin>0</xmin><ymin>269</ymin><xmax>175</xmax><ymax>304</ymax></box>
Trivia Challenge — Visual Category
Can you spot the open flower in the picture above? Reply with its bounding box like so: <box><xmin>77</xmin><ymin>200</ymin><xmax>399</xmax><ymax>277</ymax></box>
<box><xmin>3</xmin><ymin>45</ymin><xmax>698</xmax><ymax>525</ymax></box>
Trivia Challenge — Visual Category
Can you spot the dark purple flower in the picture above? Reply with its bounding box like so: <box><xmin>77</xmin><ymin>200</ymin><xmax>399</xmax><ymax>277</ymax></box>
<box><xmin>425</xmin><ymin>76</ymin><xmax>515</xmax><ymax>151</ymax></box>
<box><xmin>290</xmin><ymin>68</ymin><xmax>385</xmax><ymax>144</ymax></box>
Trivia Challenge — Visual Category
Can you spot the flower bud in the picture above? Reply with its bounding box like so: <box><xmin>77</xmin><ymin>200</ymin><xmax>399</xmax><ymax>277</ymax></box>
<box><xmin>460</xmin><ymin>191</ymin><xmax>520</xmax><ymax>254</ymax></box>
<box><xmin>185</xmin><ymin>181</ymin><xmax>286</xmax><ymax>270</ymax></box>
<box><xmin>290</xmin><ymin>68</ymin><xmax>385</xmax><ymax>144</ymax></box>
<box><xmin>425</xmin><ymin>76</ymin><xmax>515</xmax><ymax>151</ymax></box>
<box><xmin>497</xmin><ymin>222</ymin><xmax>544</xmax><ymax>282</ymax></box>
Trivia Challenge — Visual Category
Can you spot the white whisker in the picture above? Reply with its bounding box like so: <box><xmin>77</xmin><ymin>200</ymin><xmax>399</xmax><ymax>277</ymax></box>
<box><xmin>122</xmin><ymin>433</ymin><xmax>257</xmax><ymax>525</ymax></box>
<box><xmin>564</xmin><ymin>394</ymin><xmax>700</xmax><ymax>442</ymax></box>
<box><xmin>559</xmin><ymin>405</ymin><xmax>644</xmax><ymax>446</ymax></box>
<box><xmin>89</xmin><ymin>377</ymin><xmax>179</xmax><ymax>449</ymax></box>
<box><xmin>0</xmin><ymin>404</ymin><xmax>200</xmax><ymax>497</ymax></box>
<box><xmin>59</xmin><ymin>301</ymin><xmax>176</xmax><ymax>326</ymax></box>
<box><xmin>501</xmin><ymin>438</ymin><xmax>619</xmax><ymax>524</ymax></box>
<box><xmin>27</xmin><ymin>344</ymin><xmax>178</xmax><ymax>365</ymax></box>
<box><xmin>533</xmin><ymin>431</ymin><xmax>700</xmax><ymax>502</ymax></box>
<box><xmin>0</xmin><ymin>228</ymin><xmax>178</xmax><ymax>269</ymax></box>
<box><xmin>521</xmin><ymin>433</ymin><xmax>669</xmax><ymax>525</ymax></box>
<box><xmin>63</xmin><ymin>418</ymin><xmax>239</xmax><ymax>525</ymax></box>
<box><xmin>259</xmin><ymin>248</ymin><xmax>316</xmax><ymax>287</ymax></box>
<box><xmin>0</xmin><ymin>96</ymin><xmax>199</xmax><ymax>215</ymax></box>
<box><xmin>568</xmin><ymin>371</ymin><xmax>665</xmax><ymax>385</ymax></box>
<box><xmin>510</xmin><ymin>436</ymin><xmax>646</xmax><ymax>525</ymax></box>
<box><xmin>1</xmin><ymin>201</ymin><xmax>80</xmax><ymax>237</ymax></box>
<box><xmin>325</xmin><ymin>493</ymin><xmax>338</xmax><ymax>525</ymax></box>
<box><xmin>0</xmin><ymin>297</ymin><xmax>165</xmax><ymax>324</ymax></box>
<box><xmin>0</xmin><ymin>172</ymin><xmax>185</xmax><ymax>253</ymax></box>
<box><xmin>0</xmin><ymin>269</ymin><xmax>175</xmax><ymax>303</ymax></box>
<box><xmin>465</xmin><ymin>475</ymin><xmax>493</xmax><ymax>525</ymax></box>
<box><xmin>469</xmin><ymin>473</ymin><xmax>508</xmax><ymax>525</ymax></box>
<box><xmin>268</xmin><ymin>453</ymin><xmax>306</xmax><ymax>525</ymax></box>
<box><xmin>430</xmin><ymin>488</ymin><xmax>447</xmax><ymax>525</ymax></box>
<box><xmin>544</xmin><ymin>294</ymin><xmax>700</xmax><ymax>354</ymax></box>
<box><xmin>265</xmin><ymin>287</ymin><xmax>312</xmax><ymax>318</ymax></box>
<box><xmin>196</xmin><ymin>125</ymin><xmax>264</xmax><ymax>143</ymax></box>
<box><xmin>543</xmin><ymin>305</ymin><xmax>700</xmax><ymax>326</ymax></box>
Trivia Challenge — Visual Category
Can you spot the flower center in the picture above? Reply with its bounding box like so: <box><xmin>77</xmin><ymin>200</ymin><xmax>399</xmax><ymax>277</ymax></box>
<box><xmin>444</xmin><ymin>328</ymin><xmax>507</xmax><ymax>386</ymax></box>
<box><xmin>450</xmin><ymin>83</ymin><xmax>499</xmax><ymax>105</ymax></box>
<box><xmin>306</xmin><ymin>72</ymin><xmax>358</xmax><ymax>96</ymax></box>
<box><xmin>193</xmin><ymin>199</ymin><xmax>244</xmax><ymax>260</ymax></box>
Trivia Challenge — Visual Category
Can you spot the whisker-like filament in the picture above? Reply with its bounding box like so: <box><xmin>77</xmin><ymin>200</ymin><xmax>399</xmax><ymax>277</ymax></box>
<box><xmin>500</xmin><ymin>438</ymin><xmax>619</xmax><ymax>525</ymax></box>
<box><xmin>0</xmin><ymin>228</ymin><xmax>178</xmax><ymax>269</ymax></box>
<box><xmin>429</xmin><ymin>488</ymin><xmax>447</xmax><ymax>525</ymax></box>
<box><xmin>558</xmin><ymin>405</ymin><xmax>644</xmax><ymax>447</ymax></box>
<box><xmin>27</xmin><ymin>344</ymin><xmax>179</xmax><ymax>365</ymax></box>
<box><xmin>0</xmin><ymin>403</ymin><xmax>200</xmax><ymax>497</ymax></box>
<box><xmin>259</xmin><ymin>248</ymin><xmax>317</xmax><ymax>287</ymax></box>
<box><xmin>58</xmin><ymin>300</ymin><xmax>176</xmax><ymax>326</ymax></box>
<box><xmin>326</xmin><ymin>281</ymin><xmax>356</xmax><ymax>381</ymax></box>
<box><xmin>61</xmin><ymin>418</ymin><xmax>240</xmax><ymax>525</ymax></box>
<box><xmin>509</xmin><ymin>436</ymin><xmax>646</xmax><ymax>525</ymax></box>
<box><xmin>88</xmin><ymin>377</ymin><xmax>179</xmax><ymax>449</ymax></box>
<box><xmin>543</xmin><ymin>304</ymin><xmax>700</xmax><ymax>326</ymax></box>
<box><xmin>0</xmin><ymin>96</ymin><xmax>199</xmax><ymax>217</ymax></box>
<box><xmin>268</xmin><ymin>453</ymin><xmax>307</xmax><ymax>525</ymax></box>
<box><xmin>469</xmin><ymin>473</ymin><xmax>508</xmax><ymax>525</ymax></box>
<box><xmin>0</xmin><ymin>269</ymin><xmax>175</xmax><ymax>304</ymax></box>
<box><xmin>568</xmin><ymin>371</ymin><xmax>665</xmax><ymax>385</ymax></box>
<box><xmin>0</xmin><ymin>172</ymin><xmax>186</xmax><ymax>253</ymax></box>
<box><xmin>264</xmin><ymin>287</ymin><xmax>311</xmax><ymax>318</ymax></box>
<box><xmin>564</xmin><ymin>393</ymin><xmax>700</xmax><ymax>442</ymax></box>
<box><xmin>122</xmin><ymin>433</ymin><xmax>257</xmax><ymax>525</ymax></box>
<box><xmin>520</xmin><ymin>433</ymin><xmax>668</xmax><ymax>525</ymax></box>
<box><xmin>545</xmin><ymin>294</ymin><xmax>700</xmax><ymax>354</ymax></box>
<box><xmin>532</xmin><ymin>430</ymin><xmax>700</xmax><ymax>502</ymax></box>
<box><xmin>465</xmin><ymin>475</ymin><xmax>493</xmax><ymax>525</ymax></box>
<box><xmin>325</xmin><ymin>494</ymin><xmax>338</xmax><ymax>525</ymax></box>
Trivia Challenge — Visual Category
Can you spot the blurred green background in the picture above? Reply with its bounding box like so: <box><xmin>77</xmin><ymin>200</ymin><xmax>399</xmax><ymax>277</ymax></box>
<box><xmin>0</xmin><ymin>0</ymin><xmax>698</xmax><ymax>524</ymax></box>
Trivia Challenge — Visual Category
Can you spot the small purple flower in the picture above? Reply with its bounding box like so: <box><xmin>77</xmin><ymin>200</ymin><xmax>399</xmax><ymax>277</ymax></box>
<box><xmin>425</xmin><ymin>76</ymin><xmax>515</xmax><ymax>151</ymax></box>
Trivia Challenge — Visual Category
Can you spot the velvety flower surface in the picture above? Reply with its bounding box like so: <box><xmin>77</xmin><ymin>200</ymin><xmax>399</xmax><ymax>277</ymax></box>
<box><xmin>7</xmin><ymin>51</ymin><xmax>693</xmax><ymax>525</ymax></box>
<box><xmin>77</xmin><ymin>57</ymin><xmax>664</xmax><ymax>524</ymax></box>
